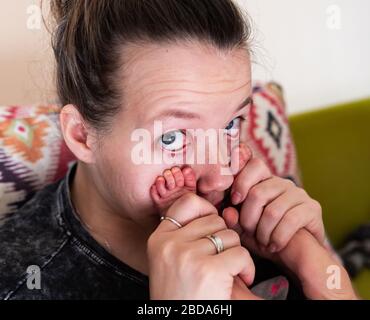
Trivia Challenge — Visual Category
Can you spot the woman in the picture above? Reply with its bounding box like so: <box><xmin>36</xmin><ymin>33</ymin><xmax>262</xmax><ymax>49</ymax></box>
<box><xmin>0</xmin><ymin>0</ymin><xmax>357</xmax><ymax>299</ymax></box>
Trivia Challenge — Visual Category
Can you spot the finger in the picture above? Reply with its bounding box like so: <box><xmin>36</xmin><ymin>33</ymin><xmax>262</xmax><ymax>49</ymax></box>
<box><xmin>239</xmin><ymin>176</ymin><xmax>291</xmax><ymax>237</ymax></box>
<box><xmin>230</xmin><ymin>143</ymin><xmax>252</xmax><ymax>175</ymax></box>
<box><xmin>222</xmin><ymin>207</ymin><xmax>243</xmax><ymax>236</ymax></box>
<box><xmin>178</xmin><ymin>213</ymin><xmax>228</xmax><ymax>240</ymax></box>
<box><xmin>156</xmin><ymin>193</ymin><xmax>217</xmax><ymax>233</ymax></box>
<box><xmin>230</xmin><ymin>157</ymin><xmax>272</xmax><ymax>206</ymax></box>
<box><xmin>213</xmin><ymin>246</ymin><xmax>255</xmax><ymax>287</ymax></box>
<box><xmin>269</xmin><ymin>203</ymin><xmax>316</xmax><ymax>251</ymax></box>
<box><xmin>192</xmin><ymin>228</ymin><xmax>241</xmax><ymax>255</ymax></box>
<box><xmin>256</xmin><ymin>187</ymin><xmax>308</xmax><ymax>248</ymax></box>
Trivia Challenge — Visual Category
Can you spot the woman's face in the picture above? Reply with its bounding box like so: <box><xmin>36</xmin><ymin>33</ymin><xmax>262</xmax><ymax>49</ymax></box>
<box><xmin>91</xmin><ymin>41</ymin><xmax>252</xmax><ymax>224</ymax></box>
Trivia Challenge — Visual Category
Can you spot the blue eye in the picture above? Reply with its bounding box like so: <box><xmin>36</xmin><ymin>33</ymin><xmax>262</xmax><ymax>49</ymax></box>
<box><xmin>225</xmin><ymin>117</ymin><xmax>241</xmax><ymax>136</ymax></box>
<box><xmin>160</xmin><ymin>130</ymin><xmax>186</xmax><ymax>151</ymax></box>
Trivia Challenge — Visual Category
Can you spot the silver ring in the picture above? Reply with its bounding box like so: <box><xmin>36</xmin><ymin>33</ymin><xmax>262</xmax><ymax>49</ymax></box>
<box><xmin>160</xmin><ymin>216</ymin><xmax>183</xmax><ymax>228</ymax></box>
<box><xmin>206</xmin><ymin>234</ymin><xmax>224</xmax><ymax>254</ymax></box>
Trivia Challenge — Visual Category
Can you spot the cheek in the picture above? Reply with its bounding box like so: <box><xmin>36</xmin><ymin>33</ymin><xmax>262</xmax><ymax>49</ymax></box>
<box><xmin>116</xmin><ymin>163</ymin><xmax>168</xmax><ymax>205</ymax></box>
<box><xmin>128</xmin><ymin>163</ymin><xmax>169</xmax><ymax>195</ymax></box>
<box><xmin>96</xmin><ymin>160</ymin><xmax>155</xmax><ymax>213</ymax></box>
<box><xmin>99</xmin><ymin>134</ymin><xmax>186</xmax><ymax>204</ymax></box>
<box><xmin>125</xmin><ymin>169</ymin><xmax>155</xmax><ymax>200</ymax></box>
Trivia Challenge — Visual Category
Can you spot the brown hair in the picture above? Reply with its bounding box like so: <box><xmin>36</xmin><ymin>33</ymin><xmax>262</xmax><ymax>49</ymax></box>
<box><xmin>49</xmin><ymin>0</ymin><xmax>252</xmax><ymax>134</ymax></box>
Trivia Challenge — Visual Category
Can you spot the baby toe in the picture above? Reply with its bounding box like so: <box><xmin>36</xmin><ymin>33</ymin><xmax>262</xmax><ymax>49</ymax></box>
<box><xmin>150</xmin><ymin>184</ymin><xmax>161</xmax><ymax>203</ymax></box>
<box><xmin>163</xmin><ymin>169</ymin><xmax>176</xmax><ymax>190</ymax></box>
<box><xmin>171</xmin><ymin>167</ymin><xmax>184</xmax><ymax>188</ymax></box>
<box><xmin>182</xmin><ymin>166</ymin><xmax>197</xmax><ymax>189</ymax></box>
<box><xmin>155</xmin><ymin>176</ymin><xmax>168</xmax><ymax>197</ymax></box>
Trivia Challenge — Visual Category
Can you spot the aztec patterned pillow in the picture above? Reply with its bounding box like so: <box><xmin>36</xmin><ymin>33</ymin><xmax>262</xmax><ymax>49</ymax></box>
<box><xmin>0</xmin><ymin>105</ymin><xmax>76</xmax><ymax>218</ymax></box>
<box><xmin>0</xmin><ymin>82</ymin><xmax>301</xmax><ymax>218</ymax></box>
<box><xmin>247</xmin><ymin>82</ymin><xmax>301</xmax><ymax>185</ymax></box>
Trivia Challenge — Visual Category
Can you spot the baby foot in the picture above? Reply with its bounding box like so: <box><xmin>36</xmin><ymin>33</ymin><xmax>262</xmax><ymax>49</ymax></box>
<box><xmin>150</xmin><ymin>166</ymin><xmax>197</xmax><ymax>217</ymax></box>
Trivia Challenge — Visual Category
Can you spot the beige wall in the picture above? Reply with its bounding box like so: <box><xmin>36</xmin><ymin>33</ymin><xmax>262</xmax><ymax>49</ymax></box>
<box><xmin>0</xmin><ymin>0</ymin><xmax>55</xmax><ymax>106</ymax></box>
<box><xmin>1</xmin><ymin>1</ymin><xmax>370</xmax><ymax>114</ymax></box>
<box><xmin>241</xmin><ymin>0</ymin><xmax>370</xmax><ymax>114</ymax></box>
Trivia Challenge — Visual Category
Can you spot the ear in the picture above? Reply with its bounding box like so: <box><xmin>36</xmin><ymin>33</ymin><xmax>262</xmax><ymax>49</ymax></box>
<box><xmin>59</xmin><ymin>104</ymin><xmax>97</xmax><ymax>164</ymax></box>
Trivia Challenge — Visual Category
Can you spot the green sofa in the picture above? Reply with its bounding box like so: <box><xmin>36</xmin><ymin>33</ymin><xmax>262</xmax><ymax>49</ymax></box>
<box><xmin>289</xmin><ymin>98</ymin><xmax>370</xmax><ymax>299</ymax></box>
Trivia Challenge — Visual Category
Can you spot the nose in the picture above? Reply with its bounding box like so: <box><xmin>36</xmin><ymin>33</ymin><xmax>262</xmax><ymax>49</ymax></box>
<box><xmin>196</xmin><ymin>164</ymin><xmax>234</xmax><ymax>195</ymax></box>
<box><xmin>195</xmin><ymin>133</ymin><xmax>234</xmax><ymax>195</ymax></box>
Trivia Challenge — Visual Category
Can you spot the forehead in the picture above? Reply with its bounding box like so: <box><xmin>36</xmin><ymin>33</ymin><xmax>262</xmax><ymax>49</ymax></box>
<box><xmin>120</xmin><ymin>41</ymin><xmax>251</xmax><ymax>122</ymax></box>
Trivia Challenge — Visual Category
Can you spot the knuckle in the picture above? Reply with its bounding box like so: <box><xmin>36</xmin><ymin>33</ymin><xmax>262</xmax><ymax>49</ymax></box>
<box><xmin>226</xmin><ymin>229</ymin><xmax>241</xmax><ymax>245</ymax></box>
<box><xmin>178</xmin><ymin>246</ymin><xmax>195</xmax><ymax>266</ymax></box>
<box><xmin>271</xmin><ymin>232</ymin><xmax>286</xmax><ymax>248</ymax></box>
<box><xmin>217</xmin><ymin>217</ymin><xmax>228</xmax><ymax>230</ymax></box>
<box><xmin>285</xmin><ymin>213</ymin><xmax>299</xmax><ymax>227</ymax></box>
<box><xmin>158</xmin><ymin>239</ymin><xmax>178</xmax><ymax>261</ymax></box>
<box><xmin>313</xmin><ymin>199</ymin><xmax>322</xmax><ymax>210</ymax></box>
<box><xmin>264</xmin><ymin>205</ymin><xmax>281</xmax><ymax>219</ymax></box>
<box><xmin>237</xmin><ymin>246</ymin><xmax>251</xmax><ymax>260</ymax></box>
<box><xmin>248</xmin><ymin>185</ymin><xmax>263</xmax><ymax>202</ymax></box>
<box><xmin>296</xmin><ymin>187</ymin><xmax>308</xmax><ymax>197</ymax></box>
<box><xmin>284</xmin><ymin>178</ymin><xmax>295</xmax><ymax>188</ymax></box>
<box><xmin>311</xmin><ymin>199</ymin><xmax>322</xmax><ymax>214</ymax></box>
<box><xmin>209</xmin><ymin>214</ymin><xmax>227</xmax><ymax>230</ymax></box>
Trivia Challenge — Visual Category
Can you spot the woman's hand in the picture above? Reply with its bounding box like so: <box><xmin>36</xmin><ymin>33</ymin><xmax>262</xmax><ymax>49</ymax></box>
<box><xmin>278</xmin><ymin>229</ymin><xmax>358</xmax><ymax>300</ymax></box>
<box><xmin>224</xmin><ymin>146</ymin><xmax>325</xmax><ymax>255</ymax></box>
<box><xmin>147</xmin><ymin>193</ymin><xmax>259</xmax><ymax>300</ymax></box>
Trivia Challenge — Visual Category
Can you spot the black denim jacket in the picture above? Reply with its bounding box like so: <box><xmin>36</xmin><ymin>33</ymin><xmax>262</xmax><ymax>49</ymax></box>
<box><xmin>0</xmin><ymin>163</ymin><xmax>150</xmax><ymax>300</ymax></box>
<box><xmin>0</xmin><ymin>163</ymin><xmax>304</xmax><ymax>300</ymax></box>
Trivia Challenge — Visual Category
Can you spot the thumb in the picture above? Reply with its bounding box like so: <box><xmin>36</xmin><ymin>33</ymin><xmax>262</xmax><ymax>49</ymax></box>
<box><xmin>222</xmin><ymin>207</ymin><xmax>243</xmax><ymax>236</ymax></box>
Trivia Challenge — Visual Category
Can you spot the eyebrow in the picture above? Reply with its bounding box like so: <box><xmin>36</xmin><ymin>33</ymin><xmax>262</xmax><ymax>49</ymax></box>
<box><xmin>147</xmin><ymin>95</ymin><xmax>252</xmax><ymax>122</ymax></box>
<box><xmin>235</xmin><ymin>96</ymin><xmax>253</xmax><ymax>112</ymax></box>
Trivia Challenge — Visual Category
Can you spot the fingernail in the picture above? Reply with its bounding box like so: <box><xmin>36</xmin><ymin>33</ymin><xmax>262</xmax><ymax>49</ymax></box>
<box><xmin>269</xmin><ymin>243</ymin><xmax>278</xmax><ymax>253</ymax></box>
<box><xmin>231</xmin><ymin>192</ymin><xmax>242</xmax><ymax>205</ymax></box>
